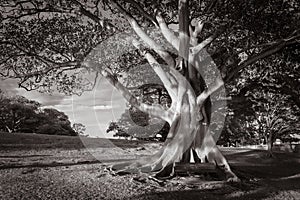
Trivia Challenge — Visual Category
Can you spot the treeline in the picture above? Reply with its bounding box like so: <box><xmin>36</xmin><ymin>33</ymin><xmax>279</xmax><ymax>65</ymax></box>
<box><xmin>0</xmin><ymin>90</ymin><xmax>77</xmax><ymax>136</ymax></box>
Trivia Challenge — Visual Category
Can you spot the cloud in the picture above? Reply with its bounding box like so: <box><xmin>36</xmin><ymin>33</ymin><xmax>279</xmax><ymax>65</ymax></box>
<box><xmin>0</xmin><ymin>78</ymin><xmax>66</xmax><ymax>107</ymax></box>
<box><xmin>93</xmin><ymin>105</ymin><xmax>113</xmax><ymax>110</ymax></box>
<box><xmin>0</xmin><ymin>78</ymin><xmax>19</xmax><ymax>95</ymax></box>
<box><xmin>0</xmin><ymin>75</ymin><xmax>127</xmax><ymax>138</ymax></box>
<box><xmin>23</xmin><ymin>91</ymin><xmax>66</xmax><ymax>106</ymax></box>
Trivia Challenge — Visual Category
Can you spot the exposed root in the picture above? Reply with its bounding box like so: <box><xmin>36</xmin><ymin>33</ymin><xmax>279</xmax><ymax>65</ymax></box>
<box><xmin>226</xmin><ymin>175</ymin><xmax>241</xmax><ymax>183</ymax></box>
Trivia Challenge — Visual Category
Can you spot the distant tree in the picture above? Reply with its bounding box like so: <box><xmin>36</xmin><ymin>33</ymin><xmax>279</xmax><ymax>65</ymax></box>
<box><xmin>218</xmin><ymin>114</ymin><xmax>259</xmax><ymax>147</ymax></box>
<box><xmin>221</xmin><ymin>43</ymin><xmax>300</xmax><ymax>149</ymax></box>
<box><xmin>0</xmin><ymin>93</ymin><xmax>41</xmax><ymax>133</ymax></box>
<box><xmin>0</xmin><ymin>91</ymin><xmax>76</xmax><ymax>136</ymax></box>
<box><xmin>250</xmin><ymin>92</ymin><xmax>299</xmax><ymax>155</ymax></box>
<box><xmin>72</xmin><ymin>123</ymin><xmax>88</xmax><ymax>136</ymax></box>
<box><xmin>106</xmin><ymin>121</ymin><xmax>130</xmax><ymax>138</ymax></box>
<box><xmin>37</xmin><ymin>108</ymin><xmax>77</xmax><ymax>136</ymax></box>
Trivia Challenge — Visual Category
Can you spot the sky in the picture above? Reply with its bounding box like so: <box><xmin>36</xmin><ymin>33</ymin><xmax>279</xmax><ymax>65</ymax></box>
<box><xmin>0</xmin><ymin>77</ymin><xmax>127</xmax><ymax>138</ymax></box>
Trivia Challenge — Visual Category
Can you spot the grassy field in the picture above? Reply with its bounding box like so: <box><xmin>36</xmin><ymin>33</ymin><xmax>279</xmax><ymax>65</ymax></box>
<box><xmin>1</xmin><ymin>132</ymin><xmax>300</xmax><ymax>199</ymax></box>
<box><xmin>0</xmin><ymin>131</ymin><xmax>151</xmax><ymax>150</ymax></box>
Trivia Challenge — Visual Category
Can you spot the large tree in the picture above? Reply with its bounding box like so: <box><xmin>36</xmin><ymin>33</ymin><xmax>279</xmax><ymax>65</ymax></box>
<box><xmin>1</xmin><ymin>0</ymin><xmax>299</xmax><ymax>181</ymax></box>
<box><xmin>0</xmin><ymin>92</ymin><xmax>41</xmax><ymax>133</ymax></box>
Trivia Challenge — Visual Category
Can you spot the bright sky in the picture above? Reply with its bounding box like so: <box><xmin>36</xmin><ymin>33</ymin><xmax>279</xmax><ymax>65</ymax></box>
<box><xmin>0</xmin><ymin>77</ymin><xmax>127</xmax><ymax>138</ymax></box>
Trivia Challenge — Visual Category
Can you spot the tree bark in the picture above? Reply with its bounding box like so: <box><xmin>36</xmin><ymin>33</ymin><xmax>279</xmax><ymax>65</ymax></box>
<box><xmin>108</xmin><ymin>0</ymin><xmax>239</xmax><ymax>181</ymax></box>
<box><xmin>267</xmin><ymin>132</ymin><xmax>274</xmax><ymax>157</ymax></box>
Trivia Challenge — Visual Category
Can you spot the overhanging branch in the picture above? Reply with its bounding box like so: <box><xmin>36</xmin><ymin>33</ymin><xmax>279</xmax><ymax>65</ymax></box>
<box><xmin>84</xmin><ymin>61</ymin><xmax>172</xmax><ymax>123</ymax></box>
<box><xmin>123</xmin><ymin>0</ymin><xmax>158</xmax><ymax>26</ymax></box>
<box><xmin>226</xmin><ymin>32</ymin><xmax>300</xmax><ymax>82</ymax></box>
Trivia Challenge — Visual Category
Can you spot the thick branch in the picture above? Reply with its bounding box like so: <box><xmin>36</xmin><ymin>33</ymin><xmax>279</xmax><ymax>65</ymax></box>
<box><xmin>123</xmin><ymin>0</ymin><xmax>158</xmax><ymax>26</ymax></box>
<box><xmin>110</xmin><ymin>0</ymin><xmax>175</xmax><ymax>68</ymax></box>
<box><xmin>226</xmin><ymin>33</ymin><xmax>300</xmax><ymax>82</ymax></box>
<box><xmin>178</xmin><ymin>0</ymin><xmax>190</xmax><ymax>63</ymax></box>
<box><xmin>103</xmin><ymin>69</ymin><xmax>172</xmax><ymax>122</ymax></box>
<box><xmin>84</xmin><ymin>61</ymin><xmax>171</xmax><ymax>122</ymax></box>
<box><xmin>190</xmin><ymin>34</ymin><xmax>216</xmax><ymax>55</ymax></box>
<box><xmin>197</xmin><ymin>77</ymin><xmax>224</xmax><ymax>106</ymax></box>
<box><xmin>193</xmin><ymin>20</ymin><xmax>205</xmax><ymax>38</ymax></box>
<box><xmin>156</xmin><ymin>13</ymin><xmax>179</xmax><ymax>51</ymax></box>
<box><xmin>131</xmin><ymin>38</ymin><xmax>177</xmax><ymax>101</ymax></box>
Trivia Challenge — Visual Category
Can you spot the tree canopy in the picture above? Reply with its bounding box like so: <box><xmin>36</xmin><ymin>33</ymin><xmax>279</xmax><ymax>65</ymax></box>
<box><xmin>0</xmin><ymin>90</ymin><xmax>77</xmax><ymax>136</ymax></box>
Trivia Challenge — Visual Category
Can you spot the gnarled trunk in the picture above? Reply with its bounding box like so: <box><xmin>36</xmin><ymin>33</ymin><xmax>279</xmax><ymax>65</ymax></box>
<box><xmin>112</xmin><ymin>82</ymin><xmax>238</xmax><ymax>181</ymax></box>
<box><xmin>100</xmin><ymin>0</ymin><xmax>239</xmax><ymax>181</ymax></box>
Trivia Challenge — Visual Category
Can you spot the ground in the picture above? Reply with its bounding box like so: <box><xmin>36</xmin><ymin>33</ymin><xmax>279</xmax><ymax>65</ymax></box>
<box><xmin>0</xmin><ymin>132</ymin><xmax>300</xmax><ymax>200</ymax></box>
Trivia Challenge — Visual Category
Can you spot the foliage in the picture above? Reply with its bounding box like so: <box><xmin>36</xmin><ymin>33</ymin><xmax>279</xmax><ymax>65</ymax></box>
<box><xmin>72</xmin><ymin>122</ymin><xmax>88</xmax><ymax>136</ymax></box>
<box><xmin>0</xmin><ymin>90</ymin><xmax>76</xmax><ymax>136</ymax></box>
<box><xmin>0</xmin><ymin>0</ymin><xmax>116</xmax><ymax>94</ymax></box>
<box><xmin>106</xmin><ymin>106</ymin><xmax>169</xmax><ymax>141</ymax></box>
<box><xmin>220</xmin><ymin>43</ymin><xmax>300</xmax><ymax>147</ymax></box>
<box><xmin>106</xmin><ymin>121</ymin><xmax>130</xmax><ymax>138</ymax></box>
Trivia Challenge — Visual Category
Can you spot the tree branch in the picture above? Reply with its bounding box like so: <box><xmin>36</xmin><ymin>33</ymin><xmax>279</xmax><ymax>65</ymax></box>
<box><xmin>123</xmin><ymin>0</ymin><xmax>158</xmax><ymax>26</ymax></box>
<box><xmin>178</xmin><ymin>0</ymin><xmax>190</xmax><ymax>64</ymax></box>
<box><xmin>110</xmin><ymin>0</ymin><xmax>175</xmax><ymax>68</ymax></box>
<box><xmin>190</xmin><ymin>34</ymin><xmax>217</xmax><ymax>55</ymax></box>
<box><xmin>196</xmin><ymin>76</ymin><xmax>224</xmax><ymax>106</ymax></box>
<box><xmin>71</xmin><ymin>0</ymin><xmax>103</xmax><ymax>24</ymax></box>
<box><xmin>226</xmin><ymin>33</ymin><xmax>300</xmax><ymax>82</ymax></box>
<box><xmin>131</xmin><ymin>38</ymin><xmax>178</xmax><ymax>101</ymax></box>
<box><xmin>156</xmin><ymin>13</ymin><xmax>179</xmax><ymax>51</ymax></box>
<box><xmin>84</xmin><ymin>61</ymin><xmax>172</xmax><ymax>122</ymax></box>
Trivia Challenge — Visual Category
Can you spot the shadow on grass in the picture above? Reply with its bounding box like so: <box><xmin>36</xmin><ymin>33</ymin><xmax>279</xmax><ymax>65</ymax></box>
<box><xmin>128</xmin><ymin>149</ymin><xmax>300</xmax><ymax>200</ymax></box>
<box><xmin>127</xmin><ymin>186</ymin><xmax>270</xmax><ymax>200</ymax></box>
<box><xmin>128</xmin><ymin>177</ymin><xmax>300</xmax><ymax>200</ymax></box>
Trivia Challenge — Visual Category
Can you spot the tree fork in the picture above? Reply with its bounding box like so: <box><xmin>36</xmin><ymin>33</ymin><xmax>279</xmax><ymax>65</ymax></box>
<box><xmin>107</xmin><ymin>0</ymin><xmax>239</xmax><ymax>181</ymax></box>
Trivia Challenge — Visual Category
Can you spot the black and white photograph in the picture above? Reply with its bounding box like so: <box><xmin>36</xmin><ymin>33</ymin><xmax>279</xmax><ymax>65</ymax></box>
<box><xmin>0</xmin><ymin>0</ymin><xmax>299</xmax><ymax>199</ymax></box>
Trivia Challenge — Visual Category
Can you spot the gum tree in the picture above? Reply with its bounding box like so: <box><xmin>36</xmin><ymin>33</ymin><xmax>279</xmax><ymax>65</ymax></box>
<box><xmin>1</xmin><ymin>0</ymin><xmax>299</xmax><ymax>181</ymax></box>
<box><xmin>88</xmin><ymin>0</ymin><xmax>298</xmax><ymax>180</ymax></box>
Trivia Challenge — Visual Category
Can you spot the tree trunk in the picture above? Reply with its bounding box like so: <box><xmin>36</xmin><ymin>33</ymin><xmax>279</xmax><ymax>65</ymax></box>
<box><xmin>6</xmin><ymin>125</ymin><xmax>13</xmax><ymax>133</ymax></box>
<box><xmin>112</xmin><ymin>86</ymin><xmax>238</xmax><ymax>181</ymax></box>
<box><xmin>108</xmin><ymin>0</ymin><xmax>238</xmax><ymax>182</ymax></box>
<box><xmin>267</xmin><ymin>132</ymin><xmax>274</xmax><ymax>157</ymax></box>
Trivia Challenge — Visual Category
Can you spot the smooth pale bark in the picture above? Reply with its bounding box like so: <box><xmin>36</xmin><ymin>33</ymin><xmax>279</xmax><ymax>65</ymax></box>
<box><xmin>156</xmin><ymin>14</ymin><xmax>179</xmax><ymax>51</ymax></box>
<box><xmin>190</xmin><ymin>35</ymin><xmax>216</xmax><ymax>56</ymax></box>
<box><xmin>108</xmin><ymin>0</ymin><xmax>239</xmax><ymax>181</ymax></box>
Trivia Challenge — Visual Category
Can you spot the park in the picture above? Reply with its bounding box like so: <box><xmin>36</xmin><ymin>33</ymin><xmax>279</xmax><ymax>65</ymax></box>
<box><xmin>0</xmin><ymin>132</ymin><xmax>300</xmax><ymax>199</ymax></box>
<box><xmin>0</xmin><ymin>0</ymin><xmax>299</xmax><ymax>199</ymax></box>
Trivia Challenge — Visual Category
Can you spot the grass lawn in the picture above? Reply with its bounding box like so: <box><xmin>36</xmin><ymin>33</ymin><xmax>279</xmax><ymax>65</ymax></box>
<box><xmin>0</xmin><ymin>131</ymin><xmax>152</xmax><ymax>150</ymax></box>
<box><xmin>1</xmin><ymin>132</ymin><xmax>300</xmax><ymax>199</ymax></box>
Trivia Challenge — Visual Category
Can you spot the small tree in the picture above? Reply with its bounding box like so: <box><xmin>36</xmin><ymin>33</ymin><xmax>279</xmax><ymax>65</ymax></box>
<box><xmin>106</xmin><ymin>121</ymin><xmax>130</xmax><ymax>138</ymax></box>
<box><xmin>72</xmin><ymin>123</ymin><xmax>88</xmax><ymax>136</ymax></box>
<box><xmin>247</xmin><ymin>91</ymin><xmax>299</xmax><ymax>155</ymax></box>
